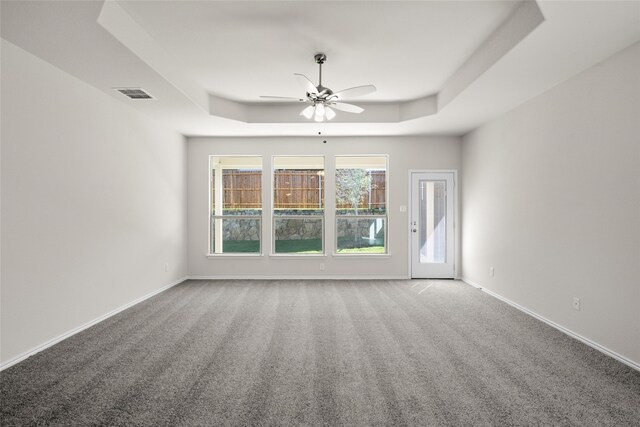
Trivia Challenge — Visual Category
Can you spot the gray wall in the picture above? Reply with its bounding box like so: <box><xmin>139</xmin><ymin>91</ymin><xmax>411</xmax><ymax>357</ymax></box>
<box><xmin>0</xmin><ymin>40</ymin><xmax>189</xmax><ymax>365</ymax></box>
<box><xmin>461</xmin><ymin>42</ymin><xmax>640</xmax><ymax>364</ymax></box>
<box><xmin>187</xmin><ymin>136</ymin><xmax>462</xmax><ymax>278</ymax></box>
<box><xmin>4</xmin><ymin>33</ymin><xmax>636</xmax><ymax>370</ymax></box>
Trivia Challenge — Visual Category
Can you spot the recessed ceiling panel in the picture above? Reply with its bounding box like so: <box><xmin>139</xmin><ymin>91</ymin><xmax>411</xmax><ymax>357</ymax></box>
<box><xmin>3</xmin><ymin>1</ymin><xmax>639</xmax><ymax>137</ymax></box>
<box><xmin>119</xmin><ymin>0</ymin><xmax>521</xmax><ymax>102</ymax></box>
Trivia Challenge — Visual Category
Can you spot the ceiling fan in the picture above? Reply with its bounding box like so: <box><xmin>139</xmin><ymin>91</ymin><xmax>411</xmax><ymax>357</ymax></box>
<box><xmin>260</xmin><ymin>53</ymin><xmax>376</xmax><ymax>122</ymax></box>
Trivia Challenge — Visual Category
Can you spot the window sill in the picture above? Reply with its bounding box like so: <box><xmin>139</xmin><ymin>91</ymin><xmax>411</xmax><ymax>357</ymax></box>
<box><xmin>206</xmin><ymin>254</ymin><xmax>264</xmax><ymax>258</ymax></box>
<box><xmin>332</xmin><ymin>253</ymin><xmax>392</xmax><ymax>259</ymax></box>
<box><xmin>269</xmin><ymin>254</ymin><xmax>327</xmax><ymax>258</ymax></box>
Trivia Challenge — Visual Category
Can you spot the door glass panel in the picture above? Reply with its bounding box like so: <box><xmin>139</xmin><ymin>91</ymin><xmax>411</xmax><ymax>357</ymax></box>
<box><xmin>419</xmin><ymin>180</ymin><xmax>446</xmax><ymax>263</ymax></box>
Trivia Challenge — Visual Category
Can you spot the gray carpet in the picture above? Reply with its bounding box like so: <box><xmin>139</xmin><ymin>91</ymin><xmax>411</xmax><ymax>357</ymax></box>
<box><xmin>1</xmin><ymin>280</ymin><xmax>639</xmax><ymax>426</ymax></box>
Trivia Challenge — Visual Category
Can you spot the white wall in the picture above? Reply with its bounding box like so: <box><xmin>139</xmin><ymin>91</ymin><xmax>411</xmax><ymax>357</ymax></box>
<box><xmin>462</xmin><ymin>42</ymin><xmax>640</xmax><ymax>365</ymax></box>
<box><xmin>187</xmin><ymin>136</ymin><xmax>461</xmax><ymax>278</ymax></box>
<box><xmin>0</xmin><ymin>40</ymin><xmax>188</xmax><ymax>365</ymax></box>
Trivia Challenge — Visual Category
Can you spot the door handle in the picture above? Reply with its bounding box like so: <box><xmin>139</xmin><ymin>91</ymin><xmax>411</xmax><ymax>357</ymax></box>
<box><xmin>412</xmin><ymin>229</ymin><xmax>417</xmax><ymax>233</ymax></box>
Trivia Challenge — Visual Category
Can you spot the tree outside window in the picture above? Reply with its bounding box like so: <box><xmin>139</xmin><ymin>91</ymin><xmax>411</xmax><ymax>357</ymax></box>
<box><xmin>335</xmin><ymin>156</ymin><xmax>387</xmax><ymax>254</ymax></box>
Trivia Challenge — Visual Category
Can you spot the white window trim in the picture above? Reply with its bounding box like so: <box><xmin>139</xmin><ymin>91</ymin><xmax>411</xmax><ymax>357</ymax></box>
<box><xmin>207</xmin><ymin>155</ymin><xmax>264</xmax><ymax>256</ymax></box>
<box><xmin>206</xmin><ymin>254</ymin><xmax>264</xmax><ymax>258</ymax></box>
<box><xmin>334</xmin><ymin>154</ymin><xmax>389</xmax><ymax>256</ymax></box>
<box><xmin>271</xmin><ymin>155</ymin><xmax>326</xmax><ymax>256</ymax></box>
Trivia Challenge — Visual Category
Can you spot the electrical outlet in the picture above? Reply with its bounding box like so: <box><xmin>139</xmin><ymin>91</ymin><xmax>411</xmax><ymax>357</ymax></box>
<box><xmin>319</xmin><ymin>263</ymin><xmax>325</xmax><ymax>271</ymax></box>
<box><xmin>165</xmin><ymin>263</ymin><xmax>169</xmax><ymax>272</ymax></box>
<box><xmin>490</xmin><ymin>267</ymin><xmax>494</xmax><ymax>277</ymax></box>
<box><xmin>399</xmin><ymin>205</ymin><xmax>407</xmax><ymax>212</ymax></box>
<box><xmin>573</xmin><ymin>297</ymin><xmax>580</xmax><ymax>311</ymax></box>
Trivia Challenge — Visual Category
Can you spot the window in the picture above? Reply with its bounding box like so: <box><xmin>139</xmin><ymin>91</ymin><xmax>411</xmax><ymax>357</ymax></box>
<box><xmin>335</xmin><ymin>156</ymin><xmax>387</xmax><ymax>254</ymax></box>
<box><xmin>273</xmin><ymin>156</ymin><xmax>324</xmax><ymax>254</ymax></box>
<box><xmin>210</xmin><ymin>156</ymin><xmax>262</xmax><ymax>254</ymax></box>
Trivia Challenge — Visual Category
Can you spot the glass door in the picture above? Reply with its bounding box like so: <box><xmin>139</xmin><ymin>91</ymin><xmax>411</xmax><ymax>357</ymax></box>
<box><xmin>411</xmin><ymin>172</ymin><xmax>455</xmax><ymax>278</ymax></box>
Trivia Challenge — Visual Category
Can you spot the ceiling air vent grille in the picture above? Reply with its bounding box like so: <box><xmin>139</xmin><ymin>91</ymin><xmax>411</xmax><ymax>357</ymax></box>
<box><xmin>113</xmin><ymin>88</ymin><xmax>155</xmax><ymax>100</ymax></box>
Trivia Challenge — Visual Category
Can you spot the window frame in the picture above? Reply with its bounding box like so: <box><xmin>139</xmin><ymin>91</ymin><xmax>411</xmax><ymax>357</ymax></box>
<box><xmin>333</xmin><ymin>154</ymin><xmax>389</xmax><ymax>256</ymax></box>
<box><xmin>271</xmin><ymin>155</ymin><xmax>326</xmax><ymax>256</ymax></box>
<box><xmin>207</xmin><ymin>155</ymin><xmax>264</xmax><ymax>257</ymax></box>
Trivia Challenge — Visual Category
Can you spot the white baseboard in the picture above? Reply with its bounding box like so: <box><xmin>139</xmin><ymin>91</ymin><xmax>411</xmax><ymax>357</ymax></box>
<box><xmin>463</xmin><ymin>278</ymin><xmax>484</xmax><ymax>289</ymax></box>
<box><xmin>461</xmin><ymin>278</ymin><xmax>639</xmax><ymax>372</ymax></box>
<box><xmin>0</xmin><ymin>276</ymin><xmax>188</xmax><ymax>371</ymax></box>
<box><xmin>187</xmin><ymin>275</ymin><xmax>411</xmax><ymax>280</ymax></box>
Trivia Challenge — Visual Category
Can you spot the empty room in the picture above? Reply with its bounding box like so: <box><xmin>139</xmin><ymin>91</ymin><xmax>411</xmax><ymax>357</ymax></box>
<box><xmin>1</xmin><ymin>1</ymin><xmax>639</xmax><ymax>425</ymax></box>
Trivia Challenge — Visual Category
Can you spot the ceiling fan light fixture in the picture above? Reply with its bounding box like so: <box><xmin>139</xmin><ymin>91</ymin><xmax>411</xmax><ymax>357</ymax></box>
<box><xmin>300</xmin><ymin>105</ymin><xmax>314</xmax><ymax>119</ymax></box>
<box><xmin>314</xmin><ymin>103</ymin><xmax>325</xmax><ymax>122</ymax></box>
<box><xmin>325</xmin><ymin>106</ymin><xmax>336</xmax><ymax>120</ymax></box>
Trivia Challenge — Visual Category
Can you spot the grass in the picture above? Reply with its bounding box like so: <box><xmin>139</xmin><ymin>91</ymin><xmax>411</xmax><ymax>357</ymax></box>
<box><xmin>221</xmin><ymin>238</ymin><xmax>385</xmax><ymax>254</ymax></box>
<box><xmin>222</xmin><ymin>240</ymin><xmax>260</xmax><ymax>253</ymax></box>
<box><xmin>275</xmin><ymin>239</ymin><xmax>323</xmax><ymax>253</ymax></box>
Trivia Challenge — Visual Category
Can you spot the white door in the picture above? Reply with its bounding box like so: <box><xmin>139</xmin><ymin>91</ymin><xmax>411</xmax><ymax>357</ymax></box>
<box><xmin>411</xmin><ymin>172</ymin><xmax>455</xmax><ymax>278</ymax></box>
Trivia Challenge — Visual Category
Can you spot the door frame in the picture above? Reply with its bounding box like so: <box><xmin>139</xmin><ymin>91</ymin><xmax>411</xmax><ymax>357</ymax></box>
<box><xmin>407</xmin><ymin>169</ymin><xmax>459</xmax><ymax>279</ymax></box>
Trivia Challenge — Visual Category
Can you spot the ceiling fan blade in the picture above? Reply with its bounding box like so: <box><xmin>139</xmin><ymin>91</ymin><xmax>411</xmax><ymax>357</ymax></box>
<box><xmin>260</xmin><ymin>96</ymin><xmax>305</xmax><ymax>101</ymax></box>
<box><xmin>332</xmin><ymin>85</ymin><xmax>376</xmax><ymax>100</ymax></box>
<box><xmin>294</xmin><ymin>73</ymin><xmax>318</xmax><ymax>95</ymax></box>
<box><xmin>330</xmin><ymin>102</ymin><xmax>364</xmax><ymax>114</ymax></box>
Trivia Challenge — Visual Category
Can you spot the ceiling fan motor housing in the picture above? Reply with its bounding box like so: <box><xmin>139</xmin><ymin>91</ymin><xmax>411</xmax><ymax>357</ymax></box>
<box><xmin>315</xmin><ymin>85</ymin><xmax>334</xmax><ymax>100</ymax></box>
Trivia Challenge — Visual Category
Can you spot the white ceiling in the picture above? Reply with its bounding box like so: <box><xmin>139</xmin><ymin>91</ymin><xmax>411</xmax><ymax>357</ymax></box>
<box><xmin>2</xmin><ymin>1</ymin><xmax>639</xmax><ymax>137</ymax></box>
<box><xmin>119</xmin><ymin>0</ymin><xmax>519</xmax><ymax>102</ymax></box>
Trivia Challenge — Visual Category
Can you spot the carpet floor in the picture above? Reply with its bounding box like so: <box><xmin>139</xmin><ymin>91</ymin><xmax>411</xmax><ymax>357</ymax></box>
<box><xmin>1</xmin><ymin>280</ymin><xmax>639</xmax><ymax>426</ymax></box>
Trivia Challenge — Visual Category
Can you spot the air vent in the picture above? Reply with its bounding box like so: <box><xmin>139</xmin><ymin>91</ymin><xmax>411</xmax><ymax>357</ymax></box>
<box><xmin>113</xmin><ymin>88</ymin><xmax>155</xmax><ymax>100</ymax></box>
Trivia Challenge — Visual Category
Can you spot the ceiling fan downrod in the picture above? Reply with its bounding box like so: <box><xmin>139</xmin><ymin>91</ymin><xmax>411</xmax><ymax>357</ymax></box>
<box><xmin>314</xmin><ymin>53</ymin><xmax>326</xmax><ymax>86</ymax></box>
<box><xmin>313</xmin><ymin>53</ymin><xmax>333</xmax><ymax>100</ymax></box>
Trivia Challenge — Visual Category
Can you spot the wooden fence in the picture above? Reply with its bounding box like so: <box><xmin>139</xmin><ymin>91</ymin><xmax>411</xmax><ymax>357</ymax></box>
<box><xmin>212</xmin><ymin>170</ymin><xmax>385</xmax><ymax>210</ymax></box>
<box><xmin>211</xmin><ymin>170</ymin><xmax>263</xmax><ymax>209</ymax></box>
<box><xmin>273</xmin><ymin>170</ymin><xmax>324</xmax><ymax>209</ymax></box>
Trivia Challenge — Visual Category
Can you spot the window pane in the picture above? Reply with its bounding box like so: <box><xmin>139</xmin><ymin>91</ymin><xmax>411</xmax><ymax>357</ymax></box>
<box><xmin>222</xmin><ymin>169</ymin><xmax>261</xmax><ymax>215</ymax></box>
<box><xmin>211</xmin><ymin>218</ymin><xmax>261</xmax><ymax>254</ymax></box>
<box><xmin>336</xmin><ymin>218</ymin><xmax>385</xmax><ymax>254</ymax></box>
<box><xmin>274</xmin><ymin>218</ymin><xmax>323</xmax><ymax>254</ymax></box>
<box><xmin>210</xmin><ymin>156</ymin><xmax>262</xmax><ymax>254</ymax></box>
<box><xmin>272</xmin><ymin>156</ymin><xmax>325</xmax><ymax>255</ymax></box>
<box><xmin>335</xmin><ymin>156</ymin><xmax>387</xmax><ymax>255</ymax></box>
<box><xmin>419</xmin><ymin>180</ymin><xmax>446</xmax><ymax>263</ymax></box>
<box><xmin>335</xmin><ymin>156</ymin><xmax>386</xmax><ymax>215</ymax></box>
<box><xmin>273</xmin><ymin>156</ymin><xmax>324</xmax><ymax>216</ymax></box>
<box><xmin>211</xmin><ymin>156</ymin><xmax>262</xmax><ymax>216</ymax></box>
